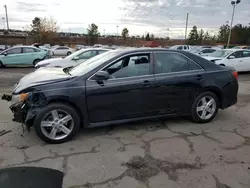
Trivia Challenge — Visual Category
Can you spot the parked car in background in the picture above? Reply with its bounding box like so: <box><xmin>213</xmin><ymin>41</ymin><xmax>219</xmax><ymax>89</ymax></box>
<box><xmin>169</xmin><ymin>45</ymin><xmax>192</xmax><ymax>51</ymax></box>
<box><xmin>204</xmin><ymin>49</ymin><xmax>250</xmax><ymax>72</ymax></box>
<box><xmin>35</xmin><ymin>48</ymin><xmax>110</xmax><ymax>68</ymax></box>
<box><xmin>7</xmin><ymin>48</ymin><xmax>238</xmax><ymax>143</ymax></box>
<box><xmin>51</xmin><ymin>46</ymin><xmax>75</xmax><ymax>56</ymax></box>
<box><xmin>232</xmin><ymin>46</ymin><xmax>250</xmax><ymax>49</ymax></box>
<box><xmin>190</xmin><ymin>48</ymin><xmax>217</xmax><ymax>56</ymax></box>
<box><xmin>0</xmin><ymin>46</ymin><xmax>48</xmax><ymax>67</ymax></box>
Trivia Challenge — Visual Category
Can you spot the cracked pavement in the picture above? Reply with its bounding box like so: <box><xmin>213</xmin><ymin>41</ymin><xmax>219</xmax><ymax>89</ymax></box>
<box><xmin>1</xmin><ymin>69</ymin><xmax>250</xmax><ymax>188</ymax></box>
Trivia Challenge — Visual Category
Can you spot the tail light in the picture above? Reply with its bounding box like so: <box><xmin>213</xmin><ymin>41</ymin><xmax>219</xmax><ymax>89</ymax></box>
<box><xmin>232</xmin><ymin>71</ymin><xmax>238</xmax><ymax>80</ymax></box>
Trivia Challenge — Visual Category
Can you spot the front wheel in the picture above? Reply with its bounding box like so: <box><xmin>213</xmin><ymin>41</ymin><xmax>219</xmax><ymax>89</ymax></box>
<box><xmin>33</xmin><ymin>59</ymin><xmax>41</xmax><ymax>66</ymax></box>
<box><xmin>191</xmin><ymin>91</ymin><xmax>219</xmax><ymax>123</ymax></box>
<box><xmin>33</xmin><ymin>103</ymin><xmax>81</xmax><ymax>144</ymax></box>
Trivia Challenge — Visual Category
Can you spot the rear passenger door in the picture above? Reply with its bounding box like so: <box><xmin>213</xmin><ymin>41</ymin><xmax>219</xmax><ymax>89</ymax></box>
<box><xmin>22</xmin><ymin>47</ymin><xmax>37</xmax><ymax>65</ymax></box>
<box><xmin>153</xmin><ymin>52</ymin><xmax>204</xmax><ymax>114</ymax></box>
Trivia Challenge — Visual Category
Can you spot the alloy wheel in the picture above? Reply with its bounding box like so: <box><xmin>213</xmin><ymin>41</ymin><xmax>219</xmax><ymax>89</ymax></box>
<box><xmin>40</xmin><ymin>109</ymin><xmax>74</xmax><ymax>140</ymax></box>
<box><xmin>196</xmin><ymin>96</ymin><xmax>216</xmax><ymax>120</ymax></box>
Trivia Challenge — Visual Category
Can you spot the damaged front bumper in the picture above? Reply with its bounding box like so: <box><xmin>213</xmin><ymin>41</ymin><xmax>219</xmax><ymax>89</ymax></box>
<box><xmin>2</xmin><ymin>92</ymin><xmax>47</xmax><ymax>128</ymax></box>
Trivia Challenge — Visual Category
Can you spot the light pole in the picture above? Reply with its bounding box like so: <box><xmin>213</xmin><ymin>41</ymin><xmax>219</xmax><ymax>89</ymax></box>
<box><xmin>3</xmin><ymin>5</ymin><xmax>9</xmax><ymax>31</ymax></box>
<box><xmin>116</xmin><ymin>26</ymin><xmax>119</xmax><ymax>36</ymax></box>
<box><xmin>184</xmin><ymin>13</ymin><xmax>189</xmax><ymax>44</ymax></box>
<box><xmin>227</xmin><ymin>0</ymin><xmax>241</xmax><ymax>48</ymax></box>
<box><xmin>2</xmin><ymin>17</ymin><xmax>5</xmax><ymax>30</ymax></box>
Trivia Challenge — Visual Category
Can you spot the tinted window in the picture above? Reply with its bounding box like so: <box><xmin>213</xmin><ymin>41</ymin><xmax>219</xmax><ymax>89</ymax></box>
<box><xmin>23</xmin><ymin>48</ymin><xmax>35</xmax><ymax>53</ymax></box>
<box><xmin>242</xmin><ymin>51</ymin><xmax>250</xmax><ymax>57</ymax></box>
<box><xmin>104</xmin><ymin>54</ymin><xmax>150</xmax><ymax>79</ymax></box>
<box><xmin>155</xmin><ymin>52</ymin><xmax>201</xmax><ymax>74</ymax></box>
<box><xmin>177</xmin><ymin>46</ymin><xmax>183</xmax><ymax>50</ymax></box>
<box><xmin>57</xmin><ymin>47</ymin><xmax>68</xmax><ymax>50</ymax></box>
<box><xmin>78</xmin><ymin>50</ymin><xmax>97</xmax><ymax>59</ymax></box>
<box><xmin>202</xmin><ymin>49</ymin><xmax>215</xmax><ymax>53</ymax></box>
<box><xmin>231</xmin><ymin>51</ymin><xmax>243</xmax><ymax>58</ymax></box>
<box><xmin>183</xmin><ymin>46</ymin><xmax>187</xmax><ymax>50</ymax></box>
<box><xmin>6</xmin><ymin>48</ymin><xmax>22</xmax><ymax>54</ymax></box>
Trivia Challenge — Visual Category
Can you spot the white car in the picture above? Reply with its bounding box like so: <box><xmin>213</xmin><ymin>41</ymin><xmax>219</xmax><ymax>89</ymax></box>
<box><xmin>169</xmin><ymin>45</ymin><xmax>192</xmax><ymax>51</ymax></box>
<box><xmin>51</xmin><ymin>46</ymin><xmax>75</xmax><ymax>56</ymax></box>
<box><xmin>190</xmin><ymin>48</ymin><xmax>217</xmax><ymax>56</ymax></box>
<box><xmin>35</xmin><ymin>48</ymin><xmax>110</xmax><ymax>68</ymax></box>
<box><xmin>203</xmin><ymin>49</ymin><xmax>250</xmax><ymax>72</ymax></box>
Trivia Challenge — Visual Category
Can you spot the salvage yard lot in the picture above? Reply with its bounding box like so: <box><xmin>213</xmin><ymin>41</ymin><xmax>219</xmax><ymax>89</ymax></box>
<box><xmin>1</xmin><ymin>68</ymin><xmax>250</xmax><ymax>188</ymax></box>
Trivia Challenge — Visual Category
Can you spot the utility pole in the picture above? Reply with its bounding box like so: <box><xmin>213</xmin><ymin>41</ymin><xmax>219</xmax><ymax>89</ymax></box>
<box><xmin>3</xmin><ymin>5</ymin><xmax>9</xmax><ymax>31</ymax></box>
<box><xmin>116</xmin><ymin>26</ymin><xmax>119</xmax><ymax>36</ymax></box>
<box><xmin>227</xmin><ymin>0</ymin><xmax>241</xmax><ymax>48</ymax></box>
<box><xmin>184</xmin><ymin>13</ymin><xmax>189</xmax><ymax>44</ymax></box>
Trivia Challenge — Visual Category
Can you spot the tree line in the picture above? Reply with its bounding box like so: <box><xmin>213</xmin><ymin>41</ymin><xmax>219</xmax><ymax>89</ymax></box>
<box><xmin>188</xmin><ymin>23</ymin><xmax>250</xmax><ymax>46</ymax></box>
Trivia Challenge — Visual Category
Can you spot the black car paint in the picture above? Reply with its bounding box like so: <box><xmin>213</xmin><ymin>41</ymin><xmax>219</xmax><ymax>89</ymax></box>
<box><xmin>10</xmin><ymin>49</ymin><xmax>238</xmax><ymax>128</ymax></box>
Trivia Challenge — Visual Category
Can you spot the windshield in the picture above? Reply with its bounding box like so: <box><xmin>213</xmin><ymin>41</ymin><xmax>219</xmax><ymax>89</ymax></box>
<box><xmin>64</xmin><ymin>49</ymin><xmax>88</xmax><ymax>60</ymax></box>
<box><xmin>209</xmin><ymin>50</ymin><xmax>233</xmax><ymax>58</ymax></box>
<box><xmin>69</xmin><ymin>50</ymin><xmax>121</xmax><ymax>76</ymax></box>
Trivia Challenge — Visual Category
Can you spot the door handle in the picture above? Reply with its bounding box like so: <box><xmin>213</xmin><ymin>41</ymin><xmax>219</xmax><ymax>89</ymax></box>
<box><xmin>141</xmin><ymin>80</ymin><xmax>152</xmax><ymax>86</ymax></box>
<box><xmin>196</xmin><ymin>75</ymin><xmax>203</xmax><ymax>80</ymax></box>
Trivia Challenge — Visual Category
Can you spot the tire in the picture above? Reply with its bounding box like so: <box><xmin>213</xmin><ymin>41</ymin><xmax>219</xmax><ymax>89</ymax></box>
<box><xmin>33</xmin><ymin>103</ymin><xmax>81</xmax><ymax>144</ymax></box>
<box><xmin>67</xmin><ymin>51</ymin><xmax>72</xmax><ymax>56</ymax></box>
<box><xmin>33</xmin><ymin>59</ymin><xmax>41</xmax><ymax>66</ymax></box>
<box><xmin>0</xmin><ymin>61</ymin><xmax>4</xmax><ymax>68</ymax></box>
<box><xmin>190</xmin><ymin>91</ymin><xmax>219</xmax><ymax>123</ymax></box>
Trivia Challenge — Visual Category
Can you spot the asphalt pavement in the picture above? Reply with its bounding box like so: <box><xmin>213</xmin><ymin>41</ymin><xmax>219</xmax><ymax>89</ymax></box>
<box><xmin>1</xmin><ymin>68</ymin><xmax>250</xmax><ymax>188</ymax></box>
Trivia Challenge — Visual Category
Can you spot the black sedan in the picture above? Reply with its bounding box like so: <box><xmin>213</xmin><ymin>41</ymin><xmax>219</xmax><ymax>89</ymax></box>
<box><xmin>5</xmin><ymin>48</ymin><xmax>238</xmax><ymax>143</ymax></box>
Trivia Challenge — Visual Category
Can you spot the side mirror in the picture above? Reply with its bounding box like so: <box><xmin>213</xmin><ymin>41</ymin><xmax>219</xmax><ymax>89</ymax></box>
<box><xmin>72</xmin><ymin>56</ymin><xmax>79</xmax><ymax>61</ymax></box>
<box><xmin>94</xmin><ymin>71</ymin><xmax>109</xmax><ymax>81</ymax></box>
<box><xmin>228</xmin><ymin>55</ymin><xmax>235</xmax><ymax>59</ymax></box>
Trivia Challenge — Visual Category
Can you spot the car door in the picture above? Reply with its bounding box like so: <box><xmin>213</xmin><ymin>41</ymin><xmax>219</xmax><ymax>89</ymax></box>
<box><xmin>22</xmin><ymin>47</ymin><xmax>37</xmax><ymax>65</ymax></box>
<box><xmin>0</xmin><ymin>47</ymin><xmax>23</xmax><ymax>65</ymax></box>
<box><xmin>85</xmin><ymin>52</ymin><xmax>155</xmax><ymax>123</ymax></box>
<box><xmin>225</xmin><ymin>51</ymin><xmax>245</xmax><ymax>71</ymax></box>
<box><xmin>240</xmin><ymin>50</ymin><xmax>250</xmax><ymax>71</ymax></box>
<box><xmin>153</xmin><ymin>52</ymin><xmax>204</xmax><ymax>115</ymax></box>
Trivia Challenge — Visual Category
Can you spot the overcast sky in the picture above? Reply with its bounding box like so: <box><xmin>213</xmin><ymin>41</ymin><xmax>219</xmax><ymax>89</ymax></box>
<box><xmin>1</xmin><ymin>0</ymin><xmax>250</xmax><ymax>38</ymax></box>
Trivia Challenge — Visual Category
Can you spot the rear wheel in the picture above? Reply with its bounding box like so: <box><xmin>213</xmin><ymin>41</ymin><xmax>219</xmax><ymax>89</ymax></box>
<box><xmin>67</xmin><ymin>51</ymin><xmax>72</xmax><ymax>56</ymax></box>
<box><xmin>191</xmin><ymin>91</ymin><xmax>219</xmax><ymax>123</ymax></box>
<box><xmin>34</xmin><ymin>103</ymin><xmax>80</xmax><ymax>144</ymax></box>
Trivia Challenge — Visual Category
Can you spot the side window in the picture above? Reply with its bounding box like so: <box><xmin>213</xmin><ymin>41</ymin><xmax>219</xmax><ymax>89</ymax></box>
<box><xmin>103</xmin><ymin>54</ymin><xmax>150</xmax><ymax>79</ymax></box>
<box><xmin>57</xmin><ymin>47</ymin><xmax>68</xmax><ymax>50</ymax></box>
<box><xmin>242</xmin><ymin>51</ymin><xmax>250</xmax><ymax>57</ymax></box>
<box><xmin>202</xmin><ymin>49</ymin><xmax>215</xmax><ymax>53</ymax></box>
<box><xmin>154</xmin><ymin>53</ymin><xmax>201</xmax><ymax>74</ymax></box>
<box><xmin>23</xmin><ymin>48</ymin><xmax>35</xmax><ymax>53</ymax></box>
<box><xmin>78</xmin><ymin>51</ymin><xmax>97</xmax><ymax>59</ymax></box>
<box><xmin>183</xmin><ymin>46</ymin><xmax>187</xmax><ymax>50</ymax></box>
<box><xmin>231</xmin><ymin>51</ymin><xmax>243</xmax><ymax>58</ymax></box>
<box><xmin>6</xmin><ymin>48</ymin><xmax>22</xmax><ymax>54</ymax></box>
<box><xmin>177</xmin><ymin>46</ymin><xmax>183</xmax><ymax>50</ymax></box>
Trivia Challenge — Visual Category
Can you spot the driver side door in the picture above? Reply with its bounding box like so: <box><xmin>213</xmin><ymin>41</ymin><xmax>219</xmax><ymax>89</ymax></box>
<box><xmin>85</xmin><ymin>52</ymin><xmax>155</xmax><ymax>123</ymax></box>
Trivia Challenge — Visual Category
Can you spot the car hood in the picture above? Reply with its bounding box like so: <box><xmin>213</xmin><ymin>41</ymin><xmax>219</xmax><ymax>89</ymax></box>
<box><xmin>46</xmin><ymin>59</ymin><xmax>87</xmax><ymax>68</ymax></box>
<box><xmin>13</xmin><ymin>67</ymin><xmax>71</xmax><ymax>94</ymax></box>
<box><xmin>203</xmin><ymin>56</ymin><xmax>223</xmax><ymax>61</ymax></box>
<box><xmin>35</xmin><ymin>58</ymin><xmax>64</xmax><ymax>67</ymax></box>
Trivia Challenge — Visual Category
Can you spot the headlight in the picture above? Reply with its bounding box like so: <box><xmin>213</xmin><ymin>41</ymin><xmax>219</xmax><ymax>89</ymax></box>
<box><xmin>11</xmin><ymin>93</ymin><xmax>29</xmax><ymax>105</ymax></box>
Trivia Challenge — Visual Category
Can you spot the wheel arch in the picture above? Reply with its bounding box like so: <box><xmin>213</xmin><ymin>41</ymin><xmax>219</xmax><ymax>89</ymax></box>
<box><xmin>47</xmin><ymin>97</ymin><xmax>84</xmax><ymax>127</ymax></box>
<box><xmin>198</xmin><ymin>86</ymin><xmax>222</xmax><ymax>108</ymax></box>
